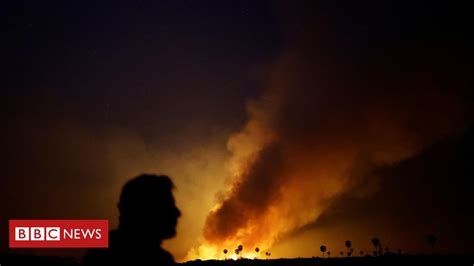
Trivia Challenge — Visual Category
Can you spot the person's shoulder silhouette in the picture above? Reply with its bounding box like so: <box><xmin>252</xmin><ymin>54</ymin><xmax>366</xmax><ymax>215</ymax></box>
<box><xmin>82</xmin><ymin>174</ymin><xmax>181</xmax><ymax>265</ymax></box>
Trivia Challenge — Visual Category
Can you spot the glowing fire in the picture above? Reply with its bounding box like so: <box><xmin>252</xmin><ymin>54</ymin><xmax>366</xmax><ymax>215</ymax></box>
<box><xmin>186</xmin><ymin>242</ymin><xmax>267</xmax><ymax>261</ymax></box>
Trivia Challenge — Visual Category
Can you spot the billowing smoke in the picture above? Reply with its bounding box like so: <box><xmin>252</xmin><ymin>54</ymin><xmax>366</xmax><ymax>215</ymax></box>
<box><xmin>189</xmin><ymin>2</ymin><xmax>468</xmax><ymax>259</ymax></box>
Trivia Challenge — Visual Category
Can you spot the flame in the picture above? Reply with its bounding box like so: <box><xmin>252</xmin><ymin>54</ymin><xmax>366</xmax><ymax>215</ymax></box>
<box><xmin>185</xmin><ymin>242</ymin><xmax>267</xmax><ymax>261</ymax></box>
<box><xmin>185</xmin><ymin>211</ymin><xmax>273</xmax><ymax>261</ymax></box>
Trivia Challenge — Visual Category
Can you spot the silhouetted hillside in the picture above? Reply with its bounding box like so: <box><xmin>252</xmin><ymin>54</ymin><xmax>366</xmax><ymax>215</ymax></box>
<box><xmin>0</xmin><ymin>253</ymin><xmax>78</xmax><ymax>265</ymax></box>
<box><xmin>2</xmin><ymin>253</ymin><xmax>473</xmax><ymax>265</ymax></box>
<box><xmin>182</xmin><ymin>255</ymin><xmax>474</xmax><ymax>266</ymax></box>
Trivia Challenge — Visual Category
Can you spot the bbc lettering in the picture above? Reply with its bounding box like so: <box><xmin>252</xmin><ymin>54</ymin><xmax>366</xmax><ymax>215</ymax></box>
<box><xmin>15</xmin><ymin>227</ymin><xmax>59</xmax><ymax>241</ymax></box>
<box><xmin>10</xmin><ymin>220</ymin><xmax>108</xmax><ymax>248</ymax></box>
<box><xmin>15</xmin><ymin>227</ymin><xmax>102</xmax><ymax>241</ymax></box>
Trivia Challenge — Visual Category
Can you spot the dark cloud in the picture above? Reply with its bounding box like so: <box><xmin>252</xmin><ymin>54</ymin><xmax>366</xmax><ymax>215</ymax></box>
<box><xmin>293</xmin><ymin>127</ymin><xmax>474</xmax><ymax>253</ymax></box>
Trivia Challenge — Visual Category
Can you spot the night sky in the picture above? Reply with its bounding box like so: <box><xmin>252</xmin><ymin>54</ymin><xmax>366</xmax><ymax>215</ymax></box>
<box><xmin>2</xmin><ymin>0</ymin><xmax>473</xmax><ymax>262</ymax></box>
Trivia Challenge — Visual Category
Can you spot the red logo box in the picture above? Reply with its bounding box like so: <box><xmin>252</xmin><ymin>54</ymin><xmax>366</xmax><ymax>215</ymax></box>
<box><xmin>9</xmin><ymin>220</ymin><xmax>108</xmax><ymax>248</ymax></box>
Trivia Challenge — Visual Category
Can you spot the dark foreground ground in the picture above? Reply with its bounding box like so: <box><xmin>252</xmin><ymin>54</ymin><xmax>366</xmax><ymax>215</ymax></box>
<box><xmin>183</xmin><ymin>255</ymin><xmax>474</xmax><ymax>266</ymax></box>
<box><xmin>1</xmin><ymin>254</ymin><xmax>473</xmax><ymax>265</ymax></box>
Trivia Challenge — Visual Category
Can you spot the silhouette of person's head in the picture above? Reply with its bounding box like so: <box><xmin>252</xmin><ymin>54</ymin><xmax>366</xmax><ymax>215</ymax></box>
<box><xmin>118</xmin><ymin>174</ymin><xmax>181</xmax><ymax>242</ymax></box>
<box><xmin>82</xmin><ymin>174</ymin><xmax>180</xmax><ymax>265</ymax></box>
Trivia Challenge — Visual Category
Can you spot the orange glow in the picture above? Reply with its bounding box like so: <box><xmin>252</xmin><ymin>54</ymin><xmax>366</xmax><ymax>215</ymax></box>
<box><xmin>184</xmin><ymin>49</ymin><xmax>466</xmax><ymax>261</ymax></box>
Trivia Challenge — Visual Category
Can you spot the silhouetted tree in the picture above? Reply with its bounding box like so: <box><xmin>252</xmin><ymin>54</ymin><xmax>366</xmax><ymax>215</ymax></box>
<box><xmin>223</xmin><ymin>249</ymin><xmax>228</xmax><ymax>260</ymax></box>
<box><xmin>345</xmin><ymin>240</ymin><xmax>352</xmax><ymax>249</ymax></box>
<box><xmin>397</xmin><ymin>249</ymin><xmax>402</xmax><ymax>255</ymax></box>
<box><xmin>340</xmin><ymin>251</ymin><xmax>343</xmax><ymax>256</ymax></box>
<box><xmin>371</xmin><ymin>238</ymin><xmax>380</xmax><ymax>256</ymax></box>
<box><xmin>345</xmin><ymin>241</ymin><xmax>352</xmax><ymax>257</ymax></box>
<box><xmin>255</xmin><ymin>247</ymin><xmax>259</xmax><ymax>259</ymax></box>
<box><xmin>378</xmin><ymin>244</ymin><xmax>383</xmax><ymax>256</ymax></box>
<box><xmin>427</xmin><ymin>234</ymin><xmax>437</xmax><ymax>253</ymax></box>
<box><xmin>320</xmin><ymin>245</ymin><xmax>327</xmax><ymax>258</ymax></box>
<box><xmin>385</xmin><ymin>246</ymin><xmax>389</xmax><ymax>253</ymax></box>
<box><xmin>327</xmin><ymin>251</ymin><xmax>331</xmax><ymax>257</ymax></box>
<box><xmin>264</xmin><ymin>252</ymin><xmax>271</xmax><ymax>259</ymax></box>
<box><xmin>237</xmin><ymin>245</ymin><xmax>243</xmax><ymax>259</ymax></box>
<box><xmin>360</xmin><ymin>251</ymin><xmax>364</xmax><ymax>256</ymax></box>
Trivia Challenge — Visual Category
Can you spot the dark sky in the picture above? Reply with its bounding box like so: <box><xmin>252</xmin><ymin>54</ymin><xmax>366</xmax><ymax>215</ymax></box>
<box><xmin>2</xmin><ymin>0</ymin><xmax>473</xmax><ymax>261</ymax></box>
<box><xmin>3</xmin><ymin>0</ymin><xmax>281</xmax><ymax>137</ymax></box>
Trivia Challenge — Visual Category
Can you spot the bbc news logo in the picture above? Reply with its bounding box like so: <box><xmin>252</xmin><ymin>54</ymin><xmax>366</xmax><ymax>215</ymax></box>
<box><xmin>9</xmin><ymin>220</ymin><xmax>108</xmax><ymax>248</ymax></box>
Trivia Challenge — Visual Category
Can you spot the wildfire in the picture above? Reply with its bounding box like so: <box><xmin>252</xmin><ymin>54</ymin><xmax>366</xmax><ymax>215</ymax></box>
<box><xmin>186</xmin><ymin>242</ymin><xmax>267</xmax><ymax>261</ymax></box>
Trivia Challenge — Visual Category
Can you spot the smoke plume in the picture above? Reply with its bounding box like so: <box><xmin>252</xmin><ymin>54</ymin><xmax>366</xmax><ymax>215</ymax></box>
<box><xmin>189</xmin><ymin>2</ymin><xmax>469</xmax><ymax>259</ymax></box>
